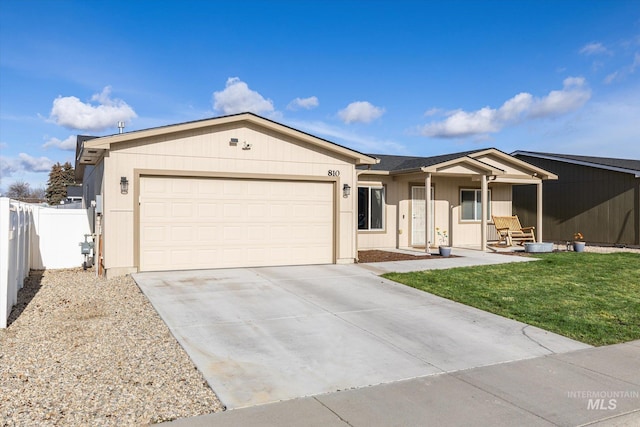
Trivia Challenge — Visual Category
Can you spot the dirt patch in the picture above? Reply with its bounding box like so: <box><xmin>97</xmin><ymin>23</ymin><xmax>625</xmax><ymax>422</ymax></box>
<box><xmin>358</xmin><ymin>250</ymin><xmax>457</xmax><ymax>263</ymax></box>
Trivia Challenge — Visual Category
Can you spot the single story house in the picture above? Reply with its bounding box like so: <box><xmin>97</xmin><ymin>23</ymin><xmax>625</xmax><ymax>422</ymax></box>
<box><xmin>64</xmin><ymin>185</ymin><xmax>83</xmax><ymax>204</ymax></box>
<box><xmin>512</xmin><ymin>151</ymin><xmax>640</xmax><ymax>246</ymax></box>
<box><xmin>75</xmin><ymin>113</ymin><xmax>556</xmax><ymax>277</ymax></box>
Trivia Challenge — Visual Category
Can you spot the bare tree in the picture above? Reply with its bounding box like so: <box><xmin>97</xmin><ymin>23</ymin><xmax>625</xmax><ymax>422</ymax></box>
<box><xmin>6</xmin><ymin>181</ymin><xmax>31</xmax><ymax>200</ymax></box>
<box><xmin>4</xmin><ymin>181</ymin><xmax>47</xmax><ymax>203</ymax></box>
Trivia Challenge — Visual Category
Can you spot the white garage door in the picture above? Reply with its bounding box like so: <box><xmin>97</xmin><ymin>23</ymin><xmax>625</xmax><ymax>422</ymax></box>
<box><xmin>139</xmin><ymin>176</ymin><xmax>334</xmax><ymax>272</ymax></box>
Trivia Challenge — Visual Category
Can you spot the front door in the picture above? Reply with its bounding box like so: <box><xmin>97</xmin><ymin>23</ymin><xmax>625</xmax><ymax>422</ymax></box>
<box><xmin>411</xmin><ymin>186</ymin><xmax>434</xmax><ymax>247</ymax></box>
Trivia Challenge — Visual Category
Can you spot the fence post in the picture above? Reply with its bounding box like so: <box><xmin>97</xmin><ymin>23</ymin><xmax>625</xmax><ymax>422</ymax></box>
<box><xmin>1</xmin><ymin>198</ymin><xmax>11</xmax><ymax>328</ymax></box>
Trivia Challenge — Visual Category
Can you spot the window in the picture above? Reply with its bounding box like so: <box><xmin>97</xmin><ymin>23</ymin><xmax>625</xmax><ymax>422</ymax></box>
<box><xmin>460</xmin><ymin>189</ymin><xmax>491</xmax><ymax>221</ymax></box>
<box><xmin>358</xmin><ymin>186</ymin><xmax>385</xmax><ymax>230</ymax></box>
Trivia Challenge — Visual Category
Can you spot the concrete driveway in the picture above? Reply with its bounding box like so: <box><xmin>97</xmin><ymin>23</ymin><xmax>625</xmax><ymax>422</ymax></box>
<box><xmin>133</xmin><ymin>261</ymin><xmax>589</xmax><ymax>409</ymax></box>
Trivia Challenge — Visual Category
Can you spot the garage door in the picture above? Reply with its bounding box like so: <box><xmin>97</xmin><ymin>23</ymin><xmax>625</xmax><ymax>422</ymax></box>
<box><xmin>139</xmin><ymin>176</ymin><xmax>334</xmax><ymax>271</ymax></box>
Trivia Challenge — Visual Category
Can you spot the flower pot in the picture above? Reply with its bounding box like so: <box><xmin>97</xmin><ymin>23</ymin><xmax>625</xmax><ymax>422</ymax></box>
<box><xmin>439</xmin><ymin>246</ymin><xmax>452</xmax><ymax>257</ymax></box>
<box><xmin>573</xmin><ymin>241</ymin><xmax>586</xmax><ymax>252</ymax></box>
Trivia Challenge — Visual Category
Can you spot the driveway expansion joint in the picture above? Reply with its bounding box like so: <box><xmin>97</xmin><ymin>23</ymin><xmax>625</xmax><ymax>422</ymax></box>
<box><xmin>313</xmin><ymin>396</ymin><xmax>354</xmax><ymax>426</ymax></box>
<box><xmin>521</xmin><ymin>325</ymin><xmax>555</xmax><ymax>353</ymax></box>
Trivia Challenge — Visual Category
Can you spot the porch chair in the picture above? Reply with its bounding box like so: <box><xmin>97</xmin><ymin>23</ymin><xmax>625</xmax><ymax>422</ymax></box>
<box><xmin>491</xmin><ymin>215</ymin><xmax>536</xmax><ymax>246</ymax></box>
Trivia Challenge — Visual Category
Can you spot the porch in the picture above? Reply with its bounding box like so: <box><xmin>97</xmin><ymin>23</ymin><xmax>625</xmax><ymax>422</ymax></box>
<box><xmin>357</xmin><ymin>148</ymin><xmax>557</xmax><ymax>254</ymax></box>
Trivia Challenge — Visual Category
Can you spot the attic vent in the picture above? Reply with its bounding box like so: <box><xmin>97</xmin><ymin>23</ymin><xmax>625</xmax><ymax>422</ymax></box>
<box><xmin>230</xmin><ymin>138</ymin><xmax>239</xmax><ymax>145</ymax></box>
<box><xmin>88</xmin><ymin>150</ymin><xmax>97</xmax><ymax>153</ymax></box>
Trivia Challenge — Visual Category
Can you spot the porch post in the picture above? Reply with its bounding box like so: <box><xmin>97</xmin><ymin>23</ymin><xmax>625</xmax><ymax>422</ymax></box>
<box><xmin>425</xmin><ymin>173</ymin><xmax>431</xmax><ymax>253</ymax></box>
<box><xmin>537</xmin><ymin>180</ymin><xmax>543</xmax><ymax>242</ymax></box>
<box><xmin>481</xmin><ymin>174</ymin><xmax>487</xmax><ymax>251</ymax></box>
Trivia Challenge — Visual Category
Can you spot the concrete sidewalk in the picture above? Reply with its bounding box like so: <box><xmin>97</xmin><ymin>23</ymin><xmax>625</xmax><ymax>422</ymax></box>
<box><xmin>165</xmin><ymin>340</ymin><xmax>640</xmax><ymax>426</ymax></box>
<box><xmin>357</xmin><ymin>247</ymin><xmax>536</xmax><ymax>274</ymax></box>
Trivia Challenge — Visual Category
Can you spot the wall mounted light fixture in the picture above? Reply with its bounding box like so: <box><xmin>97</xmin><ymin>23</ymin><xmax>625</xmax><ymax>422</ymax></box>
<box><xmin>343</xmin><ymin>183</ymin><xmax>351</xmax><ymax>198</ymax></box>
<box><xmin>120</xmin><ymin>176</ymin><xmax>129</xmax><ymax>194</ymax></box>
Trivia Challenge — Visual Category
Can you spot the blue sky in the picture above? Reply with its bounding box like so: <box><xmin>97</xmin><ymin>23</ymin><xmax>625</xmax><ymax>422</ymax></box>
<box><xmin>1</xmin><ymin>0</ymin><xmax>639</xmax><ymax>191</ymax></box>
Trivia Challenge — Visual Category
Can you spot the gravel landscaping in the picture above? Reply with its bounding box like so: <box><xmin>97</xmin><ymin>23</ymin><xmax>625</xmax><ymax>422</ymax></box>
<box><xmin>1</xmin><ymin>269</ymin><xmax>222</xmax><ymax>426</ymax></box>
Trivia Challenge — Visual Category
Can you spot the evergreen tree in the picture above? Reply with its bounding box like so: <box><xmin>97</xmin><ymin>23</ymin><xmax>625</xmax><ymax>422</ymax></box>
<box><xmin>46</xmin><ymin>162</ymin><xmax>75</xmax><ymax>205</ymax></box>
<box><xmin>62</xmin><ymin>161</ymin><xmax>75</xmax><ymax>186</ymax></box>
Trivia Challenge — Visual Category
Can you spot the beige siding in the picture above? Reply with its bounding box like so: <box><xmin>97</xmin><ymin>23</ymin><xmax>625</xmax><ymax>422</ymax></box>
<box><xmin>101</xmin><ymin>124</ymin><xmax>357</xmax><ymax>276</ymax></box>
<box><xmin>356</xmin><ymin>177</ymin><xmax>398</xmax><ymax>250</ymax></box>
<box><xmin>357</xmin><ymin>173</ymin><xmax>514</xmax><ymax>250</ymax></box>
<box><xmin>473</xmin><ymin>153</ymin><xmax>538</xmax><ymax>177</ymax></box>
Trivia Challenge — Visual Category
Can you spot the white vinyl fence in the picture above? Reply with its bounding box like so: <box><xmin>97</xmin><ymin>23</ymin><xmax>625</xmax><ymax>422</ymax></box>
<box><xmin>1</xmin><ymin>198</ymin><xmax>91</xmax><ymax>328</ymax></box>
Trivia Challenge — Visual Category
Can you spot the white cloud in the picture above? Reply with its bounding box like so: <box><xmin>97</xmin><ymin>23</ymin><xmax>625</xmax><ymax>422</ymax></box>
<box><xmin>579</xmin><ymin>42</ymin><xmax>611</xmax><ymax>56</ymax></box>
<box><xmin>338</xmin><ymin>101</ymin><xmax>385</xmax><ymax>124</ymax></box>
<box><xmin>515</xmin><ymin>86</ymin><xmax>640</xmax><ymax>159</ymax></box>
<box><xmin>528</xmin><ymin>77</ymin><xmax>591</xmax><ymax>117</ymax></box>
<box><xmin>604</xmin><ymin>71</ymin><xmax>619</xmax><ymax>84</ymax></box>
<box><xmin>421</xmin><ymin>77</ymin><xmax>591</xmax><ymax>138</ymax></box>
<box><xmin>43</xmin><ymin>135</ymin><xmax>76</xmax><ymax>151</ymax></box>
<box><xmin>18</xmin><ymin>153</ymin><xmax>54</xmax><ymax>172</ymax></box>
<box><xmin>213</xmin><ymin>77</ymin><xmax>275</xmax><ymax>115</ymax></box>
<box><xmin>604</xmin><ymin>52</ymin><xmax>640</xmax><ymax>84</ymax></box>
<box><xmin>0</xmin><ymin>156</ymin><xmax>17</xmax><ymax>179</ymax></box>
<box><xmin>421</xmin><ymin>107</ymin><xmax>500</xmax><ymax>138</ymax></box>
<box><xmin>287</xmin><ymin>96</ymin><xmax>319</xmax><ymax>111</ymax></box>
<box><xmin>496</xmin><ymin>92</ymin><xmax>533</xmax><ymax>122</ymax></box>
<box><xmin>424</xmin><ymin>108</ymin><xmax>442</xmax><ymax>117</ymax></box>
<box><xmin>49</xmin><ymin>86</ymin><xmax>137</xmax><ymax>131</ymax></box>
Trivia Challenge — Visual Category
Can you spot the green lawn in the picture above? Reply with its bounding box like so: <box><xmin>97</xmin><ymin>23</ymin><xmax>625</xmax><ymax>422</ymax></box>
<box><xmin>382</xmin><ymin>252</ymin><xmax>640</xmax><ymax>346</ymax></box>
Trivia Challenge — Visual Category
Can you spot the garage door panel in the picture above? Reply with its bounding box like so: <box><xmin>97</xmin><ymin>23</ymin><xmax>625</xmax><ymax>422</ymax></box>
<box><xmin>171</xmin><ymin>226</ymin><xmax>193</xmax><ymax>241</ymax></box>
<box><xmin>198</xmin><ymin>226</ymin><xmax>219</xmax><ymax>241</ymax></box>
<box><xmin>171</xmin><ymin>202</ymin><xmax>194</xmax><ymax>217</ymax></box>
<box><xmin>247</xmin><ymin>226</ymin><xmax>267</xmax><ymax>241</ymax></box>
<box><xmin>140</xmin><ymin>177</ymin><xmax>334</xmax><ymax>271</ymax></box>
<box><xmin>142</xmin><ymin>226</ymin><xmax>166</xmax><ymax>242</ymax></box>
<box><xmin>197</xmin><ymin>203</ymin><xmax>220</xmax><ymax>219</ymax></box>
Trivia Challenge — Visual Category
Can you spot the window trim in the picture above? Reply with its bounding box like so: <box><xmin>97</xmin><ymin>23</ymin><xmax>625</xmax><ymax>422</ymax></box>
<box><xmin>358</xmin><ymin>185</ymin><xmax>385</xmax><ymax>231</ymax></box>
<box><xmin>460</xmin><ymin>188</ymin><xmax>491</xmax><ymax>222</ymax></box>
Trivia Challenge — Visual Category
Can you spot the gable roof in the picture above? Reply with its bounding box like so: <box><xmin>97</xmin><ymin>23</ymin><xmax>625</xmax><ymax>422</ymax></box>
<box><xmin>359</xmin><ymin>147</ymin><xmax>556</xmax><ymax>179</ymax></box>
<box><xmin>77</xmin><ymin>112</ymin><xmax>377</xmax><ymax>166</ymax></box>
<box><xmin>363</xmin><ymin>149</ymin><xmax>487</xmax><ymax>172</ymax></box>
<box><xmin>512</xmin><ymin>151</ymin><xmax>640</xmax><ymax>177</ymax></box>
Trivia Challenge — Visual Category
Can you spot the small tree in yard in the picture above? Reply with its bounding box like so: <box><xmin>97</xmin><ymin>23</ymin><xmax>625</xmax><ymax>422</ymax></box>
<box><xmin>46</xmin><ymin>161</ymin><xmax>75</xmax><ymax>205</ymax></box>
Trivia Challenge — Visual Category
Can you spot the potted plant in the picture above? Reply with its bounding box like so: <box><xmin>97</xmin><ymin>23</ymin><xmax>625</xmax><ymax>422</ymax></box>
<box><xmin>436</xmin><ymin>228</ymin><xmax>451</xmax><ymax>257</ymax></box>
<box><xmin>573</xmin><ymin>232</ymin><xmax>586</xmax><ymax>252</ymax></box>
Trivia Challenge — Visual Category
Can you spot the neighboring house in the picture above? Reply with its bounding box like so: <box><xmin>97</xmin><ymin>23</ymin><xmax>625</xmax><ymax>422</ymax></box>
<box><xmin>75</xmin><ymin>113</ymin><xmax>556</xmax><ymax>277</ymax></box>
<box><xmin>64</xmin><ymin>185</ymin><xmax>83</xmax><ymax>204</ymax></box>
<box><xmin>512</xmin><ymin>151</ymin><xmax>640</xmax><ymax>246</ymax></box>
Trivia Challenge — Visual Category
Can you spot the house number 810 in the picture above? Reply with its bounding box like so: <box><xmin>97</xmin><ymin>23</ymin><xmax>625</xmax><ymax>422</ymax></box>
<box><xmin>328</xmin><ymin>170</ymin><xmax>340</xmax><ymax>177</ymax></box>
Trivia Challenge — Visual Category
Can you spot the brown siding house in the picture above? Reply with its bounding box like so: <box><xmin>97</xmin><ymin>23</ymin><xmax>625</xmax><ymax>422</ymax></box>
<box><xmin>512</xmin><ymin>151</ymin><xmax>640</xmax><ymax>246</ymax></box>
